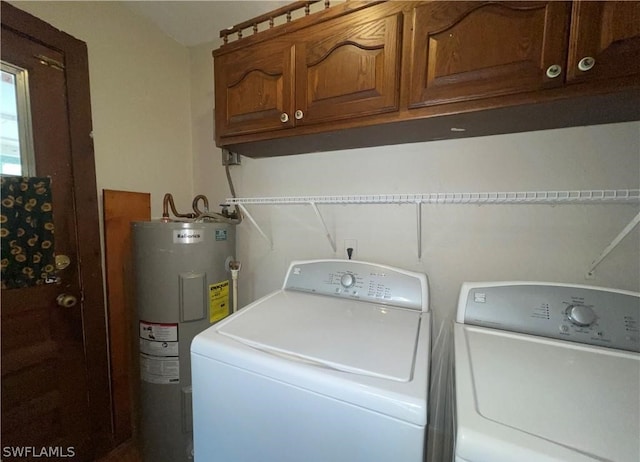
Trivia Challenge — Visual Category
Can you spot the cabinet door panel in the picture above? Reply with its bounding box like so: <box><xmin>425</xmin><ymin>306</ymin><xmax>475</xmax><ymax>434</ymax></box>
<box><xmin>307</xmin><ymin>45</ymin><xmax>379</xmax><ymax>102</ymax></box>
<box><xmin>295</xmin><ymin>8</ymin><xmax>402</xmax><ymax>126</ymax></box>
<box><xmin>215</xmin><ymin>41</ymin><xmax>294</xmax><ymax>138</ymax></box>
<box><xmin>409</xmin><ymin>1</ymin><xmax>571</xmax><ymax>108</ymax></box>
<box><xmin>567</xmin><ymin>1</ymin><xmax>640</xmax><ymax>83</ymax></box>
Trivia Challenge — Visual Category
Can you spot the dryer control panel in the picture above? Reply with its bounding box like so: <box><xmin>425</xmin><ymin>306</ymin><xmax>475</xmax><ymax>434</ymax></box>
<box><xmin>458</xmin><ymin>282</ymin><xmax>640</xmax><ymax>352</ymax></box>
<box><xmin>284</xmin><ymin>259</ymin><xmax>428</xmax><ymax>312</ymax></box>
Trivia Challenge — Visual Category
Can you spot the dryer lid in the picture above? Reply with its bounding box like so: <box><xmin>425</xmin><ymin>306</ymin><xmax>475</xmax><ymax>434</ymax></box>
<box><xmin>455</xmin><ymin>324</ymin><xmax>640</xmax><ymax>462</ymax></box>
<box><xmin>216</xmin><ymin>291</ymin><xmax>423</xmax><ymax>382</ymax></box>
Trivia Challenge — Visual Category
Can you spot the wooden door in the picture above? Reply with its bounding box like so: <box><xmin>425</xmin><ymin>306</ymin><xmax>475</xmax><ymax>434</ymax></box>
<box><xmin>1</xmin><ymin>3</ymin><xmax>111</xmax><ymax>461</ymax></box>
<box><xmin>294</xmin><ymin>4</ymin><xmax>402</xmax><ymax>126</ymax></box>
<box><xmin>214</xmin><ymin>38</ymin><xmax>295</xmax><ymax>139</ymax></box>
<box><xmin>408</xmin><ymin>1</ymin><xmax>571</xmax><ymax>108</ymax></box>
<box><xmin>566</xmin><ymin>1</ymin><xmax>640</xmax><ymax>84</ymax></box>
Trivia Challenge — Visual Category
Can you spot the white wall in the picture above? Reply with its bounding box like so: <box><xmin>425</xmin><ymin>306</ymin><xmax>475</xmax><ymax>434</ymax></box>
<box><xmin>190</xmin><ymin>41</ymin><xmax>223</xmax><ymax>202</ymax></box>
<box><xmin>238</xmin><ymin>125</ymin><xmax>640</xmax><ymax>322</ymax></box>
<box><xmin>191</xmin><ymin>39</ymin><xmax>640</xmax><ymax>323</ymax></box>
<box><xmin>10</xmin><ymin>0</ymin><xmax>195</xmax><ymax>217</ymax></box>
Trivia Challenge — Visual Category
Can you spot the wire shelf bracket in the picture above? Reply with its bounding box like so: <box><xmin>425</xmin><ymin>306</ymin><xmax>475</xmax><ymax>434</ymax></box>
<box><xmin>310</xmin><ymin>202</ymin><xmax>337</xmax><ymax>253</ymax></box>
<box><xmin>587</xmin><ymin>210</ymin><xmax>640</xmax><ymax>278</ymax></box>
<box><xmin>230</xmin><ymin>189</ymin><xmax>640</xmax><ymax>269</ymax></box>
<box><xmin>237</xmin><ymin>203</ymin><xmax>273</xmax><ymax>250</ymax></box>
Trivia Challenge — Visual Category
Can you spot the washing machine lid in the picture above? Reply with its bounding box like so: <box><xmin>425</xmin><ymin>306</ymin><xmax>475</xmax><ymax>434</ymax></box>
<box><xmin>216</xmin><ymin>290</ymin><xmax>422</xmax><ymax>382</ymax></box>
<box><xmin>454</xmin><ymin>324</ymin><xmax>640</xmax><ymax>462</ymax></box>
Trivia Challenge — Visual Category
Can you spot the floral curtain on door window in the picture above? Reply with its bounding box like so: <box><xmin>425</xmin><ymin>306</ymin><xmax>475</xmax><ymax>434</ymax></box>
<box><xmin>1</xmin><ymin>176</ymin><xmax>56</xmax><ymax>289</ymax></box>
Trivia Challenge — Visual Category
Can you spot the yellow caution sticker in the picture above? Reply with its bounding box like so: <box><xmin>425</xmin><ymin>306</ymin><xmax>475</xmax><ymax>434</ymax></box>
<box><xmin>209</xmin><ymin>280</ymin><xmax>230</xmax><ymax>323</ymax></box>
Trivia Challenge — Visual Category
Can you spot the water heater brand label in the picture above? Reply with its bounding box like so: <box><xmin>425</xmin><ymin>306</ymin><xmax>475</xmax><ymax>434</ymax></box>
<box><xmin>173</xmin><ymin>229</ymin><xmax>204</xmax><ymax>244</ymax></box>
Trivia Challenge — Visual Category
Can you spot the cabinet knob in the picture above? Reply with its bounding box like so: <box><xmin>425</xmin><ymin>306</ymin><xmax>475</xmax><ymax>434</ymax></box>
<box><xmin>280</xmin><ymin>112</ymin><xmax>289</xmax><ymax>123</ymax></box>
<box><xmin>294</xmin><ymin>110</ymin><xmax>304</xmax><ymax>120</ymax></box>
<box><xmin>546</xmin><ymin>64</ymin><xmax>562</xmax><ymax>79</ymax></box>
<box><xmin>578</xmin><ymin>56</ymin><xmax>595</xmax><ymax>72</ymax></box>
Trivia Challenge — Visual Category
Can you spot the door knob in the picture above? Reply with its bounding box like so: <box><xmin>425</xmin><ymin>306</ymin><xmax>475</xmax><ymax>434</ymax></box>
<box><xmin>55</xmin><ymin>254</ymin><xmax>71</xmax><ymax>270</ymax></box>
<box><xmin>280</xmin><ymin>112</ymin><xmax>289</xmax><ymax>123</ymax></box>
<box><xmin>294</xmin><ymin>110</ymin><xmax>304</xmax><ymax>120</ymax></box>
<box><xmin>57</xmin><ymin>294</ymin><xmax>78</xmax><ymax>308</ymax></box>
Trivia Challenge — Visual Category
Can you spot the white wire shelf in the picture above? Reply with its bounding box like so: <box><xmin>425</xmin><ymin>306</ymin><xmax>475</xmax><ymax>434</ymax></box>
<box><xmin>228</xmin><ymin>189</ymin><xmax>640</xmax><ymax>275</ymax></box>
<box><xmin>226</xmin><ymin>189</ymin><xmax>640</xmax><ymax>206</ymax></box>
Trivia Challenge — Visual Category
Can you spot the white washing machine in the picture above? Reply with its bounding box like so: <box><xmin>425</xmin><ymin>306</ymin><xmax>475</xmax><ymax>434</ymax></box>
<box><xmin>454</xmin><ymin>282</ymin><xmax>640</xmax><ymax>462</ymax></box>
<box><xmin>191</xmin><ymin>259</ymin><xmax>431</xmax><ymax>462</ymax></box>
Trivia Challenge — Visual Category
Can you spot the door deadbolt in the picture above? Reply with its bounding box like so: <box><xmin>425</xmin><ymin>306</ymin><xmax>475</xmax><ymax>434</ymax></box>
<box><xmin>56</xmin><ymin>294</ymin><xmax>78</xmax><ymax>308</ymax></box>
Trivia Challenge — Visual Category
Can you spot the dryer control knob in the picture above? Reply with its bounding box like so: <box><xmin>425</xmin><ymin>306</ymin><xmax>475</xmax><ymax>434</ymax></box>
<box><xmin>340</xmin><ymin>273</ymin><xmax>356</xmax><ymax>288</ymax></box>
<box><xmin>565</xmin><ymin>305</ymin><xmax>596</xmax><ymax>327</ymax></box>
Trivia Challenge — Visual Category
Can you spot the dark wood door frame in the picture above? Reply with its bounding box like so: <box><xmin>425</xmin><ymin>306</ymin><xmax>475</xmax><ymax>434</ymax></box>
<box><xmin>1</xmin><ymin>1</ymin><xmax>113</xmax><ymax>456</ymax></box>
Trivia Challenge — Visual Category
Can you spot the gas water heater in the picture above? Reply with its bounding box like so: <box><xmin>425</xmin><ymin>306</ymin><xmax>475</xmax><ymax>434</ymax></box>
<box><xmin>133</xmin><ymin>220</ymin><xmax>236</xmax><ymax>462</ymax></box>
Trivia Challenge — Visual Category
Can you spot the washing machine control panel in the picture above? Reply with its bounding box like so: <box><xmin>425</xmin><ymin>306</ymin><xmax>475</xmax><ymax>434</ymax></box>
<box><xmin>284</xmin><ymin>260</ymin><xmax>428</xmax><ymax>311</ymax></box>
<box><xmin>458</xmin><ymin>282</ymin><xmax>640</xmax><ymax>352</ymax></box>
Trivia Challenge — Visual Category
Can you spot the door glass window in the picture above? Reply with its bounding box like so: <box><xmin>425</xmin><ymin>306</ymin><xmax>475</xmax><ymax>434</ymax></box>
<box><xmin>1</xmin><ymin>62</ymin><xmax>35</xmax><ymax>176</ymax></box>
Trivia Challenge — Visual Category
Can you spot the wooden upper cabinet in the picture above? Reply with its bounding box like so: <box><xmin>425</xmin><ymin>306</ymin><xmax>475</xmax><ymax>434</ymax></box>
<box><xmin>566</xmin><ymin>1</ymin><xmax>640</xmax><ymax>83</ymax></box>
<box><xmin>215</xmin><ymin>38</ymin><xmax>294</xmax><ymax>138</ymax></box>
<box><xmin>214</xmin><ymin>2</ymin><xmax>403</xmax><ymax>140</ymax></box>
<box><xmin>293</xmin><ymin>6</ymin><xmax>402</xmax><ymax>126</ymax></box>
<box><xmin>408</xmin><ymin>1</ymin><xmax>571</xmax><ymax>108</ymax></box>
<box><xmin>212</xmin><ymin>1</ymin><xmax>639</xmax><ymax>156</ymax></box>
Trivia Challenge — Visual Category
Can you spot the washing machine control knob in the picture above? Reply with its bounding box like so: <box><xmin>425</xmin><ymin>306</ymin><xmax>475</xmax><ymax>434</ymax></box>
<box><xmin>565</xmin><ymin>304</ymin><xmax>596</xmax><ymax>327</ymax></box>
<box><xmin>340</xmin><ymin>273</ymin><xmax>356</xmax><ymax>288</ymax></box>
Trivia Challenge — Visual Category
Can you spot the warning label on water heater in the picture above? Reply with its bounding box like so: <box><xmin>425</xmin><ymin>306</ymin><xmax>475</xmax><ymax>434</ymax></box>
<box><xmin>139</xmin><ymin>321</ymin><xmax>180</xmax><ymax>384</ymax></box>
<box><xmin>139</xmin><ymin>321</ymin><xmax>178</xmax><ymax>342</ymax></box>
<box><xmin>209</xmin><ymin>280</ymin><xmax>230</xmax><ymax>323</ymax></box>
<box><xmin>140</xmin><ymin>338</ymin><xmax>179</xmax><ymax>357</ymax></box>
<box><xmin>140</xmin><ymin>354</ymin><xmax>180</xmax><ymax>384</ymax></box>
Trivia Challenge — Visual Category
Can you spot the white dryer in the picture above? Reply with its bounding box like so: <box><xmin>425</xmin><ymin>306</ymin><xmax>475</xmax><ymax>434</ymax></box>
<box><xmin>191</xmin><ymin>259</ymin><xmax>431</xmax><ymax>462</ymax></box>
<box><xmin>454</xmin><ymin>282</ymin><xmax>640</xmax><ymax>462</ymax></box>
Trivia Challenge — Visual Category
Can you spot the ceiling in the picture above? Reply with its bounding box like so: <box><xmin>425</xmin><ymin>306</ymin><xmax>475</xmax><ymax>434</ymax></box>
<box><xmin>122</xmin><ymin>1</ymin><xmax>290</xmax><ymax>47</ymax></box>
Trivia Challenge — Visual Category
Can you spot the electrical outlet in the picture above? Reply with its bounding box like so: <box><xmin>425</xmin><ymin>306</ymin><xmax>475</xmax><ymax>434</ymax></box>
<box><xmin>344</xmin><ymin>239</ymin><xmax>357</xmax><ymax>260</ymax></box>
<box><xmin>221</xmin><ymin>149</ymin><xmax>241</xmax><ymax>166</ymax></box>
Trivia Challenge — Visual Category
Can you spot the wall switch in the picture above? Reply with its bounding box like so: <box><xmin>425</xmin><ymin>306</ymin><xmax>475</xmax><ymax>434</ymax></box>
<box><xmin>222</xmin><ymin>149</ymin><xmax>241</xmax><ymax>166</ymax></box>
<box><xmin>344</xmin><ymin>239</ymin><xmax>357</xmax><ymax>260</ymax></box>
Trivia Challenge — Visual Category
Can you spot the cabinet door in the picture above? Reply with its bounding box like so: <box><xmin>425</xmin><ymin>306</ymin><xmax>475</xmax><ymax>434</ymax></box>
<box><xmin>567</xmin><ymin>1</ymin><xmax>640</xmax><ymax>83</ymax></box>
<box><xmin>294</xmin><ymin>5</ymin><xmax>402</xmax><ymax>126</ymax></box>
<box><xmin>215</xmin><ymin>39</ymin><xmax>294</xmax><ymax>138</ymax></box>
<box><xmin>408</xmin><ymin>1</ymin><xmax>571</xmax><ymax>108</ymax></box>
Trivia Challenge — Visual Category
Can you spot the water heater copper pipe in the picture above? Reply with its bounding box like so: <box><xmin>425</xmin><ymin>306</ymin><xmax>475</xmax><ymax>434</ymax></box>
<box><xmin>161</xmin><ymin>193</ymin><xmax>196</xmax><ymax>222</ymax></box>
